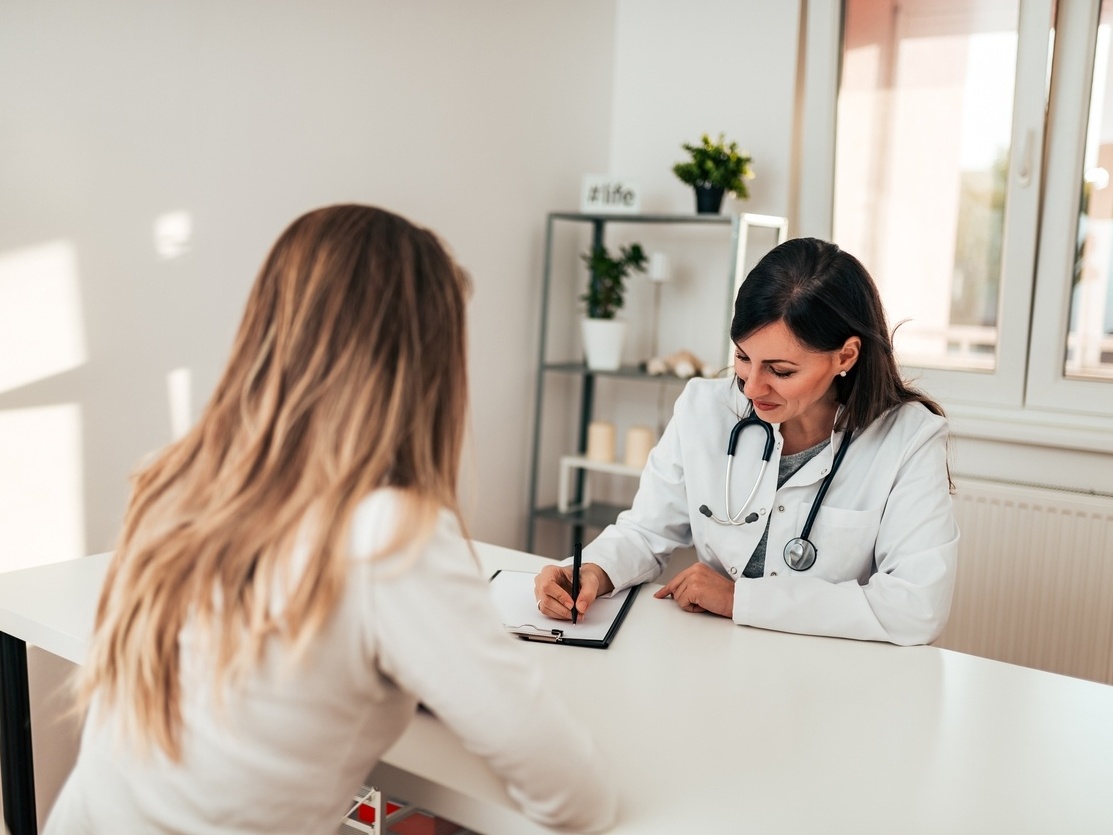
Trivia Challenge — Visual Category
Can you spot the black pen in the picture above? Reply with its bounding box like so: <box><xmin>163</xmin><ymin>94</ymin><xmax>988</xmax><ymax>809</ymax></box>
<box><xmin>570</xmin><ymin>541</ymin><xmax>582</xmax><ymax>625</ymax></box>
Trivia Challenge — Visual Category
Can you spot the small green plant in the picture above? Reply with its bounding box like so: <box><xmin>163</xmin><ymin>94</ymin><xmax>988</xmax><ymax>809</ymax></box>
<box><xmin>672</xmin><ymin>132</ymin><xmax>754</xmax><ymax>198</ymax></box>
<box><xmin>580</xmin><ymin>243</ymin><xmax>648</xmax><ymax>319</ymax></box>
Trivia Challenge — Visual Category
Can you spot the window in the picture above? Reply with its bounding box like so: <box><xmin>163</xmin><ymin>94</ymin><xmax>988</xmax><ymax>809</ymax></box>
<box><xmin>812</xmin><ymin>0</ymin><xmax>1113</xmax><ymax>424</ymax></box>
<box><xmin>1061</xmin><ymin>3</ymin><xmax>1113</xmax><ymax>381</ymax></box>
<box><xmin>835</xmin><ymin>0</ymin><xmax>1022</xmax><ymax>376</ymax></box>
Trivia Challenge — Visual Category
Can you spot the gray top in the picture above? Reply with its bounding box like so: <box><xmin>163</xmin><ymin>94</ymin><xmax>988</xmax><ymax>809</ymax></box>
<box><xmin>742</xmin><ymin>438</ymin><xmax>831</xmax><ymax>579</ymax></box>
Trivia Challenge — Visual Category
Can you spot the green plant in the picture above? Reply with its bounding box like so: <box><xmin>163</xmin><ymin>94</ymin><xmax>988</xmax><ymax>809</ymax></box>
<box><xmin>672</xmin><ymin>132</ymin><xmax>754</xmax><ymax>198</ymax></box>
<box><xmin>580</xmin><ymin>242</ymin><xmax>647</xmax><ymax>319</ymax></box>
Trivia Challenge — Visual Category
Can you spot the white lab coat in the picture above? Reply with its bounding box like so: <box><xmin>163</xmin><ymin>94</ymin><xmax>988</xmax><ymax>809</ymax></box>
<box><xmin>586</xmin><ymin>376</ymin><xmax>958</xmax><ymax>646</ymax></box>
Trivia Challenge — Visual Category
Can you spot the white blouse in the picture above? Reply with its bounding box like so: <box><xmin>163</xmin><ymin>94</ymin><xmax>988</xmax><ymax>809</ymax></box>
<box><xmin>46</xmin><ymin>491</ymin><xmax>618</xmax><ymax>834</ymax></box>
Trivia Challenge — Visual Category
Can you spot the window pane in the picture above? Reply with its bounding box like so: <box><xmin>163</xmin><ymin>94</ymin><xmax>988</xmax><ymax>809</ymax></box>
<box><xmin>1068</xmin><ymin>4</ymin><xmax>1113</xmax><ymax>381</ymax></box>
<box><xmin>834</xmin><ymin>0</ymin><xmax>1021</xmax><ymax>372</ymax></box>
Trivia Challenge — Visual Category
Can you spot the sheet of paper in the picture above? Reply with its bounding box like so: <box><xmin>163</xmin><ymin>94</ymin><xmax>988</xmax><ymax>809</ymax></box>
<box><xmin>488</xmin><ymin>570</ymin><xmax>632</xmax><ymax>643</ymax></box>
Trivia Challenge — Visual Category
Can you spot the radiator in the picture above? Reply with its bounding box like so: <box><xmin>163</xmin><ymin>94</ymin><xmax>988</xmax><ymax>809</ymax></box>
<box><xmin>936</xmin><ymin>477</ymin><xmax>1113</xmax><ymax>685</ymax></box>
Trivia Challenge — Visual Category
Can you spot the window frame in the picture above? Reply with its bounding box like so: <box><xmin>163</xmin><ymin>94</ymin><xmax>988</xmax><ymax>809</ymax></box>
<box><xmin>798</xmin><ymin>0</ymin><xmax>1113</xmax><ymax>451</ymax></box>
<box><xmin>1026</xmin><ymin>0</ymin><xmax>1113</xmax><ymax>415</ymax></box>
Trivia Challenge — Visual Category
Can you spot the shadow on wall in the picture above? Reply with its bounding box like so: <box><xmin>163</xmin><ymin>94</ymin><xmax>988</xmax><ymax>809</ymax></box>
<box><xmin>0</xmin><ymin>241</ymin><xmax>89</xmax><ymax>572</ymax></box>
<box><xmin>0</xmin><ymin>221</ymin><xmax>201</xmax><ymax>574</ymax></box>
<box><xmin>0</xmin><ymin>220</ymin><xmax>203</xmax><ymax>826</ymax></box>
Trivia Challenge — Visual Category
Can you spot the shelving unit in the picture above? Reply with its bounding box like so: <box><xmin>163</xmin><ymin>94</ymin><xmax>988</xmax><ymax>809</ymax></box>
<box><xmin>525</xmin><ymin>211</ymin><xmax>787</xmax><ymax>555</ymax></box>
<box><xmin>557</xmin><ymin>455</ymin><xmax>643</xmax><ymax>513</ymax></box>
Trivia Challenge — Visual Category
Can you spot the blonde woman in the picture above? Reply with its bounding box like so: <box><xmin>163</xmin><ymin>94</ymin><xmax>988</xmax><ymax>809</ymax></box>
<box><xmin>46</xmin><ymin>205</ymin><xmax>617</xmax><ymax>834</ymax></box>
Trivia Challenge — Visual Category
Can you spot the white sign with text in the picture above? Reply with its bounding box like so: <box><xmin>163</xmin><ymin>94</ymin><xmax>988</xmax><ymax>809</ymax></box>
<box><xmin>580</xmin><ymin>175</ymin><xmax>641</xmax><ymax>214</ymax></box>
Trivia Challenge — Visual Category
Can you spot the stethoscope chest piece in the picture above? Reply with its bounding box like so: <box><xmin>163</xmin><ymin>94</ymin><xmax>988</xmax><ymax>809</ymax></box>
<box><xmin>782</xmin><ymin>537</ymin><xmax>817</xmax><ymax>572</ymax></box>
<box><xmin>779</xmin><ymin>428</ymin><xmax>853</xmax><ymax>572</ymax></box>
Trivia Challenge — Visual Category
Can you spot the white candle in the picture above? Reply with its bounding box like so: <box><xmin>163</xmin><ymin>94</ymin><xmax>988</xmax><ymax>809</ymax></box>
<box><xmin>624</xmin><ymin>425</ymin><xmax>655</xmax><ymax>469</ymax></box>
<box><xmin>586</xmin><ymin>421</ymin><xmax>616</xmax><ymax>462</ymax></box>
<box><xmin>649</xmin><ymin>252</ymin><xmax>670</xmax><ymax>282</ymax></box>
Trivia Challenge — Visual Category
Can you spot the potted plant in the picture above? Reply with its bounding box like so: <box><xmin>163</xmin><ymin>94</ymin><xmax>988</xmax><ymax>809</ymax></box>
<box><xmin>580</xmin><ymin>242</ymin><xmax>647</xmax><ymax>371</ymax></box>
<box><xmin>672</xmin><ymin>132</ymin><xmax>754</xmax><ymax>214</ymax></box>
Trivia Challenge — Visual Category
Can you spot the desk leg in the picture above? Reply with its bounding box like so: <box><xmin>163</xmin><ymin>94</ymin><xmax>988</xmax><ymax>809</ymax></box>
<box><xmin>0</xmin><ymin>631</ymin><xmax>37</xmax><ymax>835</ymax></box>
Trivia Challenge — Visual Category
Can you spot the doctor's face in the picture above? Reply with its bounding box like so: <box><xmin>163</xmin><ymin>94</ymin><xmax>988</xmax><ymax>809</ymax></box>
<box><xmin>733</xmin><ymin>320</ymin><xmax>846</xmax><ymax>429</ymax></box>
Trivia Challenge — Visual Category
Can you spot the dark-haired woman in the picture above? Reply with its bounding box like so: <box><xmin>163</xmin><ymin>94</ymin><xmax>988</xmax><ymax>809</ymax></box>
<box><xmin>536</xmin><ymin>237</ymin><xmax>958</xmax><ymax>646</ymax></box>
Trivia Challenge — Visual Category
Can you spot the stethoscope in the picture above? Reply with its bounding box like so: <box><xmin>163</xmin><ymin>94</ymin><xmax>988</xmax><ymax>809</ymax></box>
<box><xmin>698</xmin><ymin>410</ymin><xmax>854</xmax><ymax>571</ymax></box>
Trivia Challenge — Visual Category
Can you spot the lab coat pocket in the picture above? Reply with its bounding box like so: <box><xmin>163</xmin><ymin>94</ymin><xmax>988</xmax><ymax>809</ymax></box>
<box><xmin>797</xmin><ymin>505</ymin><xmax>882</xmax><ymax>583</ymax></box>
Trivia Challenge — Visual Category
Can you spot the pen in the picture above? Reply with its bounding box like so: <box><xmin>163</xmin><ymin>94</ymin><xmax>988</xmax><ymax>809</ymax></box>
<box><xmin>571</xmin><ymin>541</ymin><xmax>582</xmax><ymax>625</ymax></box>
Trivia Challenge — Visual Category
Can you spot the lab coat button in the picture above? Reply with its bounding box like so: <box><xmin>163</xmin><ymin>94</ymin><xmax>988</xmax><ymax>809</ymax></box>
<box><xmin>730</xmin><ymin>567</ymin><xmax>738</xmax><ymax>575</ymax></box>
<box><xmin>770</xmin><ymin>571</ymin><xmax>778</xmax><ymax>577</ymax></box>
<box><xmin>820</xmin><ymin>468</ymin><xmax>829</xmax><ymax>475</ymax></box>
<box><xmin>778</xmin><ymin>505</ymin><xmax>785</xmax><ymax>512</ymax></box>
<box><xmin>759</xmin><ymin>508</ymin><xmax>767</xmax><ymax>515</ymax></box>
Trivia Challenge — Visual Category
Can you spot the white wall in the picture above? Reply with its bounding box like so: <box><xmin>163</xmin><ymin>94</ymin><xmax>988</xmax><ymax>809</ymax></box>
<box><xmin>0</xmin><ymin>0</ymin><xmax>618</xmax><ymax>826</ymax></box>
<box><xmin>0</xmin><ymin>0</ymin><xmax>618</xmax><ymax>565</ymax></box>
<box><xmin>607</xmin><ymin>0</ymin><xmax>801</xmax><ymax>362</ymax></box>
<box><xmin>610</xmin><ymin>0</ymin><xmax>800</xmax><ymax>217</ymax></box>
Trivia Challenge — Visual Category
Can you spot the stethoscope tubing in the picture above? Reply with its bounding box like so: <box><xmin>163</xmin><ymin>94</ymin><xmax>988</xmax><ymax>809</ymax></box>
<box><xmin>795</xmin><ymin>427</ymin><xmax>853</xmax><ymax>543</ymax></box>
<box><xmin>700</xmin><ymin>412</ymin><xmax>774</xmax><ymax>526</ymax></box>
<box><xmin>722</xmin><ymin>455</ymin><xmax>768</xmax><ymax>524</ymax></box>
<box><xmin>704</xmin><ymin>409</ymin><xmax>854</xmax><ymax>571</ymax></box>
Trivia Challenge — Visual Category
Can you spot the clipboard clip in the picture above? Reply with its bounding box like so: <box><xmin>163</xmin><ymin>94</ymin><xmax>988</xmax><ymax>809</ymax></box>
<box><xmin>508</xmin><ymin>624</ymin><xmax>564</xmax><ymax>643</ymax></box>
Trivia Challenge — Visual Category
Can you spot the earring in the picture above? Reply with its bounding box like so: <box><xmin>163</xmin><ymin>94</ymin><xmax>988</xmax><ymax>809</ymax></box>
<box><xmin>839</xmin><ymin>370</ymin><xmax>847</xmax><ymax>377</ymax></box>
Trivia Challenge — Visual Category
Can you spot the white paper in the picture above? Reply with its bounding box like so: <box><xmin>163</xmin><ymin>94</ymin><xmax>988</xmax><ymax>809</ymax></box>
<box><xmin>488</xmin><ymin>570</ymin><xmax>634</xmax><ymax>643</ymax></box>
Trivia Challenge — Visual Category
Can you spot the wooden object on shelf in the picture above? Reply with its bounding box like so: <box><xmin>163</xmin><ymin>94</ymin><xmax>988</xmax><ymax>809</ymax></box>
<box><xmin>585</xmin><ymin>421</ymin><xmax>616</xmax><ymax>462</ymax></box>
<box><xmin>623</xmin><ymin>425</ymin><xmax>655</xmax><ymax>469</ymax></box>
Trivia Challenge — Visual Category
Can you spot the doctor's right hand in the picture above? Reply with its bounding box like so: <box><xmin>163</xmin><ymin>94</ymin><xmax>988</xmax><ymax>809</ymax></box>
<box><xmin>535</xmin><ymin>563</ymin><xmax>615</xmax><ymax>621</ymax></box>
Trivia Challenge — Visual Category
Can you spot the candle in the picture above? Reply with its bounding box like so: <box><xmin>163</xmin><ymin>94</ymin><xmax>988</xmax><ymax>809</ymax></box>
<box><xmin>649</xmin><ymin>252</ymin><xmax>670</xmax><ymax>282</ymax></box>
<box><xmin>586</xmin><ymin>421</ymin><xmax>616</xmax><ymax>462</ymax></box>
<box><xmin>624</xmin><ymin>425</ymin><xmax>655</xmax><ymax>469</ymax></box>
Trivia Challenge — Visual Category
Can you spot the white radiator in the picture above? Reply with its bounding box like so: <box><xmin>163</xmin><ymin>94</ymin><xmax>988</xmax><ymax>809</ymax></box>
<box><xmin>937</xmin><ymin>477</ymin><xmax>1113</xmax><ymax>685</ymax></box>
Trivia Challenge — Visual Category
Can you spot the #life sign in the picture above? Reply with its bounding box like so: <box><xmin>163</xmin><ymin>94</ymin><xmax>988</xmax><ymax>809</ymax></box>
<box><xmin>580</xmin><ymin>175</ymin><xmax>641</xmax><ymax>214</ymax></box>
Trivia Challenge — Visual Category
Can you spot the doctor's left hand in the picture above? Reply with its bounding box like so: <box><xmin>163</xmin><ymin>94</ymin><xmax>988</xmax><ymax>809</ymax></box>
<box><xmin>654</xmin><ymin>563</ymin><xmax>734</xmax><ymax>618</ymax></box>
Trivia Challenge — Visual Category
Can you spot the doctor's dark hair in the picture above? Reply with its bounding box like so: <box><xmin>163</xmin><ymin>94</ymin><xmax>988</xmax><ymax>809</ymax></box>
<box><xmin>80</xmin><ymin>204</ymin><xmax>473</xmax><ymax>760</ymax></box>
<box><xmin>730</xmin><ymin>237</ymin><xmax>944</xmax><ymax>436</ymax></box>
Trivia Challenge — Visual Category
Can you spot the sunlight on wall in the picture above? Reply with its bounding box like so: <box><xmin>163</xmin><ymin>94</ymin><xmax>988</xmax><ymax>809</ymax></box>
<box><xmin>167</xmin><ymin>366</ymin><xmax>193</xmax><ymax>439</ymax></box>
<box><xmin>0</xmin><ymin>241</ymin><xmax>87</xmax><ymax>393</ymax></box>
<box><xmin>154</xmin><ymin>210</ymin><xmax>193</xmax><ymax>260</ymax></box>
<box><xmin>0</xmin><ymin>404</ymin><xmax>85</xmax><ymax>572</ymax></box>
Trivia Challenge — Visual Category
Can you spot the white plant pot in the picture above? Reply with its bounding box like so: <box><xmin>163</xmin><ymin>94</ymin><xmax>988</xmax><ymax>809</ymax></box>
<box><xmin>581</xmin><ymin>318</ymin><xmax>626</xmax><ymax>371</ymax></box>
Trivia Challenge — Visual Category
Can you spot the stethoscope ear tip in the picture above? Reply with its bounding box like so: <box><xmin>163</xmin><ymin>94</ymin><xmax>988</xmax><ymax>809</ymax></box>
<box><xmin>698</xmin><ymin>505</ymin><xmax>713</xmax><ymax>518</ymax></box>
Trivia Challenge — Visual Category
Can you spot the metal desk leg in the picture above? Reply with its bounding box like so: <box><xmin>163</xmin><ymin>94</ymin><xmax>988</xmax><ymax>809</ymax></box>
<box><xmin>0</xmin><ymin>631</ymin><xmax>37</xmax><ymax>835</ymax></box>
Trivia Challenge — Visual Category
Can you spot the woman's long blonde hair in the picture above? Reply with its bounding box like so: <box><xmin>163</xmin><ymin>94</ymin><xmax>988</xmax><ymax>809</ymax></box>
<box><xmin>80</xmin><ymin>205</ymin><xmax>471</xmax><ymax>759</ymax></box>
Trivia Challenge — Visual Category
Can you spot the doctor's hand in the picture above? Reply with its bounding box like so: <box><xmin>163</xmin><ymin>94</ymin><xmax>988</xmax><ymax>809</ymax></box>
<box><xmin>654</xmin><ymin>563</ymin><xmax>734</xmax><ymax>618</ymax></box>
<box><xmin>535</xmin><ymin>563</ymin><xmax>615</xmax><ymax>621</ymax></box>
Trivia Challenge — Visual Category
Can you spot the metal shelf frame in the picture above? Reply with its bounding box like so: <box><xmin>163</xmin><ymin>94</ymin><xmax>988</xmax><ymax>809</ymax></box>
<box><xmin>525</xmin><ymin>211</ymin><xmax>786</xmax><ymax>554</ymax></box>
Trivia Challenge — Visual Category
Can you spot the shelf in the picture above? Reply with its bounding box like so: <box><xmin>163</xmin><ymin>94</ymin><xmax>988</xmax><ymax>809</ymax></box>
<box><xmin>560</xmin><ymin>455</ymin><xmax>643</xmax><ymax>478</ymax></box>
<box><xmin>527</xmin><ymin>209</ymin><xmax>777</xmax><ymax>554</ymax></box>
<box><xmin>543</xmin><ymin>362</ymin><xmax>695</xmax><ymax>382</ymax></box>
<box><xmin>549</xmin><ymin>211</ymin><xmax>734</xmax><ymax>225</ymax></box>
<box><xmin>558</xmin><ymin>455</ymin><xmax>643</xmax><ymax>513</ymax></box>
<box><xmin>531</xmin><ymin>502</ymin><xmax>628</xmax><ymax>530</ymax></box>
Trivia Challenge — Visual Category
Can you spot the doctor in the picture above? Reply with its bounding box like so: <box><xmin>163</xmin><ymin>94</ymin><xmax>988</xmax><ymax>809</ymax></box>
<box><xmin>536</xmin><ymin>237</ymin><xmax>958</xmax><ymax>646</ymax></box>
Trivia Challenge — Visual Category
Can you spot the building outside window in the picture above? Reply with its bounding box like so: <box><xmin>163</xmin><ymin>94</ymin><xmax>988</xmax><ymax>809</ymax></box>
<box><xmin>824</xmin><ymin>0</ymin><xmax>1113</xmax><ymax>421</ymax></box>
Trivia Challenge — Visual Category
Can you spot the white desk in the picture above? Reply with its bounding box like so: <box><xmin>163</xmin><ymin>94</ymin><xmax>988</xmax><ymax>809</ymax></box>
<box><xmin>3</xmin><ymin>546</ymin><xmax>1113</xmax><ymax>834</ymax></box>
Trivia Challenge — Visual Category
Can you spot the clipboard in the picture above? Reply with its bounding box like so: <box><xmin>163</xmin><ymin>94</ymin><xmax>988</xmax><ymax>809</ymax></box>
<box><xmin>488</xmin><ymin>569</ymin><xmax>639</xmax><ymax>649</ymax></box>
